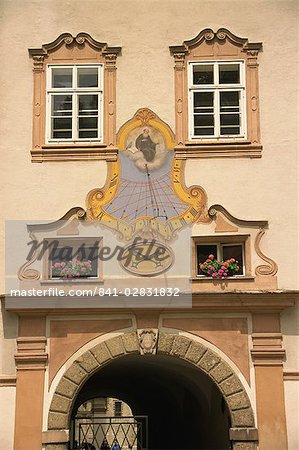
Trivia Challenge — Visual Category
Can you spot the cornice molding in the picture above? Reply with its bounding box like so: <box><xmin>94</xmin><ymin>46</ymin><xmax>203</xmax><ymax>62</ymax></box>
<box><xmin>283</xmin><ymin>371</ymin><xmax>299</xmax><ymax>381</ymax></box>
<box><xmin>3</xmin><ymin>291</ymin><xmax>298</xmax><ymax>314</ymax></box>
<box><xmin>31</xmin><ymin>146</ymin><xmax>118</xmax><ymax>163</ymax></box>
<box><xmin>0</xmin><ymin>375</ymin><xmax>17</xmax><ymax>387</ymax></box>
<box><xmin>15</xmin><ymin>336</ymin><xmax>48</xmax><ymax>370</ymax></box>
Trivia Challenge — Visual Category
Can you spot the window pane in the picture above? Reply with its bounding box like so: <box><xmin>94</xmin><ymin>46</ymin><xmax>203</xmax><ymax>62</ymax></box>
<box><xmin>114</xmin><ymin>401</ymin><xmax>122</xmax><ymax>417</ymax></box>
<box><xmin>222</xmin><ymin>245</ymin><xmax>243</xmax><ymax>275</ymax></box>
<box><xmin>219</xmin><ymin>64</ymin><xmax>240</xmax><ymax>84</ymax></box>
<box><xmin>194</xmin><ymin>127</ymin><xmax>214</xmax><ymax>136</ymax></box>
<box><xmin>52</xmin><ymin>95</ymin><xmax>72</xmax><ymax>116</ymax></box>
<box><xmin>79</xmin><ymin>130</ymin><xmax>98</xmax><ymax>138</ymax></box>
<box><xmin>51</xmin><ymin>246</ymin><xmax>72</xmax><ymax>278</ymax></box>
<box><xmin>53</xmin><ymin>117</ymin><xmax>72</xmax><ymax>130</ymax></box>
<box><xmin>220</xmin><ymin>114</ymin><xmax>240</xmax><ymax>126</ymax></box>
<box><xmin>52</xmin><ymin>68</ymin><xmax>73</xmax><ymax>88</ymax></box>
<box><xmin>197</xmin><ymin>244</ymin><xmax>218</xmax><ymax>275</ymax></box>
<box><xmin>76</xmin><ymin>247</ymin><xmax>98</xmax><ymax>277</ymax></box>
<box><xmin>78</xmin><ymin>95</ymin><xmax>98</xmax><ymax>113</ymax></box>
<box><xmin>52</xmin><ymin>117</ymin><xmax>72</xmax><ymax>139</ymax></box>
<box><xmin>79</xmin><ymin>117</ymin><xmax>98</xmax><ymax>129</ymax></box>
<box><xmin>220</xmin><ymin>126</ymin><xmax>240</xmax><ymax>135</ymax></box>
<box><xmin>220</xmin><ymin>91</ymin><xmax>239</xmax><ymax>111</ymax></box>
<box><xmin>193</xmin><ymin>64</ymin><xmax>214</xmax><ymax>84</ymax></box>
<box><xmin>77</xmin><ymin>67</ymin><xmax>99</xmax><ymax>87</ymax></box>
<box><xmin>194</xmin><ymin>92</ymin><xmax>214</xmax><ymax>110</ymax></box>
<box><xmin>78</xmin><ymin>94</ymin><xmax>99</xmax><ymax>138</ymax></box>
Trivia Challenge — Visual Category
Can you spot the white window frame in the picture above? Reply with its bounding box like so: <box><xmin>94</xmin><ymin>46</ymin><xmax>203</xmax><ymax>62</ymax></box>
<box><xmin>196</xmin><ymin>242</ymin><xmax>245</xmax><ymax>277</ymax></box>
<box><xmin>46</xmin><ymin>64</ymin><xmax>103</xmax><ymax>143</ymax></box>
<box><xmin>188</xmin><ymin>60</ymin><xmax>246</xmax><ymax>141</ymax></box>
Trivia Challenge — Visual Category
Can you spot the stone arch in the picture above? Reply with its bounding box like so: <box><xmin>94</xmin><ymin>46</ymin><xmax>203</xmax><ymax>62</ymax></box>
<box><xmin>46</xmin><ymin>332</ymin><xmax>257</xmax><ymax>450</ymax></box>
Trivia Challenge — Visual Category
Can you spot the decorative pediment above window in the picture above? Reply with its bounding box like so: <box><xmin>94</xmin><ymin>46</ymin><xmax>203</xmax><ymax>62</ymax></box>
<box><xmin>169</xmin><ymin>28</ymin><xmax>262</xmax><ymax>59</ymax></box>
<box><xmin>29</xmin><ymin>32</ymin><xmax>121</xmax><ymax>63</ymax></box>
<box><xmin>28</xmin><ymin>33</ymin><xmax>121</xmax><ymax>162</ymax></box>
<box><xmin>169</xmin><ymin>28</ymin><xmax>263</xmax><ymax>158</ymax></box>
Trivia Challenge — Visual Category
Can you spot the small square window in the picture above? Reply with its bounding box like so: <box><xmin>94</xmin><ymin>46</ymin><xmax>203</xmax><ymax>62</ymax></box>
<box><xmin>196</xmin><ymin>241</ymin><xmax>244</xmax><ymax>276</ymax></box>
<box><xmin>114</xmin><ymin>401</ymin><xmax>122</xmax><ymax>417</ymax></box>
<box><xmin>43</xmin><ymin>238</ymin><xmax>102</xmax><ymax>281</ymax></box>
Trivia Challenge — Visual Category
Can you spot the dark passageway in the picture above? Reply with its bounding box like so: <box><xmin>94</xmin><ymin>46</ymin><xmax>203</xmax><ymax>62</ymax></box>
<box><xmin>71</xmin><ymin>354</ymin><xmax>231</xmax><ymax>450</ymax></box>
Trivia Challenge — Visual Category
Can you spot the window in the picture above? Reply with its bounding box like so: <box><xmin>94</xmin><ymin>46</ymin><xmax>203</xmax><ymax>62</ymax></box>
<box><xmin>47</xmin><ymin>65</ymin><xmax>103</xmax><ymax>142</ymax></box>
<box><xmin>170</xmin><ymin>28</ymin><xmax>262</xmax><ymax>158</ymax></box>
<box><xmin>29</xmin><ymin>33</ymin><xmax>121</xmax><ymax>162</ymax></box>
<box><xmin>189</xmin><ymin>61</ymin><xmax>246</xmax><ymax>139</ymax></box>
<box><xmin>192</xmin><ymin>235</ymin><xmax>251</xmax><ymax>278</ymax></box>
<box><xmin>196</xmin><ymin>242</ymin><xmax>244</xmax><ymax>276</ymax></box>
<box><xmin>42</xmin><ymin>237</ymin><xmax>102</xmax><ymax>282</ymax></box>
<box><xmin>114</xmin><ymin>401</ymin><xmax>122</xmax><ymax>417</ymax></box>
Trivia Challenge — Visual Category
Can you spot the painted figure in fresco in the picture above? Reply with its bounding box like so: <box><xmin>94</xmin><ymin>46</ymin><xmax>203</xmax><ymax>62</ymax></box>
<box><xmin>135</xmin><ymin>127</ymin><xmax>157</xmax><ymax>162</ymax></box>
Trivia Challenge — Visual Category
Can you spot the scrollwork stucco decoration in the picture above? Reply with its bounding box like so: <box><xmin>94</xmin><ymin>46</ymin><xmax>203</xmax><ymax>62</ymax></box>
<box><xmin>18</xmin><ymin>231</ymin><xmax>41</xmax><ymax>280</ymax></box>
<box><xmin>255</xmin><ymin>229</ymin><xmax>278</xmax><ymax>276</ymax></box>
<box><xmin>137</xmin><ymin>329</ymin><xmax>159</xmax><ymax>355</ymax></box>
<box><xmin>18</xmin><ymin>207</ymin><xmax>86</xmax><ymax>281</ymax></box>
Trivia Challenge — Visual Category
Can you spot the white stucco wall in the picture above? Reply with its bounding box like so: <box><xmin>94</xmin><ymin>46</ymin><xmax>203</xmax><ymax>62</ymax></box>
<box><xmin>0</xmin><ymin>387</ymin><xmax>16</xmax><ymax>450</ymax></box>
<box><xmin>284</xmin><ymin>381</ymin><xmax>299</xmax><ymax>450</ymax></box>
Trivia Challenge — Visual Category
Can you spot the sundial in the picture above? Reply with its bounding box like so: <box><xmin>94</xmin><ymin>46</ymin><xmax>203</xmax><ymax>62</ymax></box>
<box><xmin>87</xmin><ymin>108</ymin><xmax>209</xmax><ymax>241</ymax></box>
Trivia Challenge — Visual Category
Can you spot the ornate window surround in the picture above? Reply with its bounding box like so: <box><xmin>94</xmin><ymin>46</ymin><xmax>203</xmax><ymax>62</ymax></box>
<box><xmin>28</xmin><ymin>33</ymin><xmax>121</xmax><ymax>162</ymax></box>
<box><xmin>169</xmin><ymin>28</ymin><xmax>263</xmax><ymax>159</ymax></box>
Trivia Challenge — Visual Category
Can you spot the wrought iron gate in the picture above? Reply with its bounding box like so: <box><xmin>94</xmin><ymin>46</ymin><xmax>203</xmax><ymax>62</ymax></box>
<box><xmin>72</xmin><ymin>415</ymin><xmax>148</xmax><ymax>450</ymax></box>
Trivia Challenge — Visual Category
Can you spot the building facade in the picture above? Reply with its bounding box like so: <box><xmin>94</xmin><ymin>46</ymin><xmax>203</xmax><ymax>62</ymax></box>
<box><xmin>0</xmin><ymin>1</ymin><xmax>298</xmax><ymax>450</ymax></box>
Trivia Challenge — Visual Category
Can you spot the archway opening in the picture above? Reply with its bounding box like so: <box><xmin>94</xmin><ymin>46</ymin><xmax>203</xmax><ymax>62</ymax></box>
<box><xmin>70</xmin><ymin>354</ymin><xmax>231</xmax><ymax>450</ymax></box>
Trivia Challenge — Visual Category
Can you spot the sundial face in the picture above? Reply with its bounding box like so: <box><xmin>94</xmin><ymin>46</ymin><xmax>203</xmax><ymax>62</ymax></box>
<box><xmin>87</xmin><ymin>109</ymin><xmax>209</xmax><ymax>242</ymax></box>
<box><xmin>104</xmin><ymin>126</ymin><xmax>189</xmax><ymax>222</ymax></box>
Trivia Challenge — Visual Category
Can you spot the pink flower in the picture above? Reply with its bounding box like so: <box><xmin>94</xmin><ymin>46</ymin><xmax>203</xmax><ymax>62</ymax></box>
<box><xmin>218</xmin><ymin>269</ymin><xmax>223</xmax><ymax>275</ymax></box>
<box><xmin>221</xmin><ymin>265</ymin><xmax>226</xmax><ymax>270</ymax></box>
<box><xmin>223</xmin><ymin>272</ymin><xmax>228</xmax><ymax>277</ymax></box>
<box><xmin>67</xmin><ymin>274</ymin><xmax>72</xmax><ymax>278</ymax></box>
<box><xmin>230</xmin><ymin>258</ymin><xmax>235</xmax><ymax>263</ymax></box>
<box><xmin>208</xmin><ymin>254</ymin><xmax>214</xmax><ymax>260</ymax></box>
<box><xmin>81</xmin><ymin>268</ymin><xmax>86</xmax><ymax>273</ymax></box>
<box><xmin>212</xmin><ymin>273</ymin><xmax>217</xmax><ymax>278</ymax></box>
<box><xmin>217</xmin><ymin>260</ymin><xmax>221</xmax><ymax>264</ymax></box>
